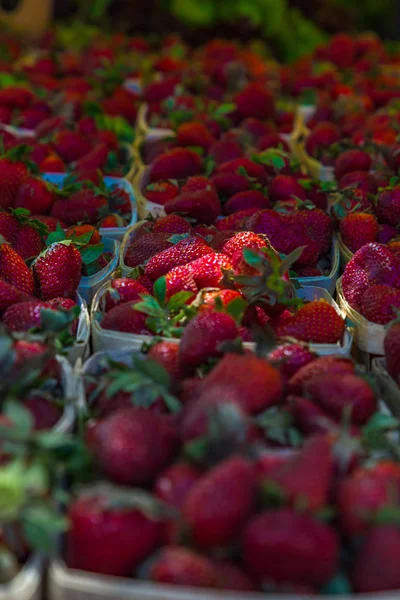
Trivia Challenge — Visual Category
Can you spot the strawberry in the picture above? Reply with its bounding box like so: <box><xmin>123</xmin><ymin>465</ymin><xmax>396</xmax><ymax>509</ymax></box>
<box><xmin>89</xmin><ymin>407</ymin><xmax>178</xmax><ymax>485</ymax></box>
<box><xmin>305</xmin><ymin>122</ymin><xmax>340</xmax><ymax>157</ymax></box>
<box><xmin>183</xmin><ymin>457</ymin><xmax>255</xmax><ymax>548</ymax></box>
<box><xmin>337</xmin><ymin>461</ymin><xmax>400</xmax><ymax>536</ymax></box>
<box><xmin>359</xmin><ymin>285</ymin><xmax>400</xmax><ymax>324</ymax></box>
<box><xmin>148</xmin><ymin>342</ymin><xmax>182</xmax><ymax>383</ymax></box>
<box><xmin>99</xmin><ymin>214</ymin><xmax>124</xmax><ymax>228</ymax></box>
<box><xmin>295</xmin><ymin>266</ymin><xmax>322</xmax><ymax>277</ymax></box>
<box><xmin>124</xmin><ymin>232</ymin><xmax>173</xmax><ymax>269</ymax></box>
<box><xmin>150</xmin><ymin>148</ymin><xmax>203</xmax><ymax>183</ymax></box>
<box><xmin>340</xmin><ymin>213</ymin><xmax>379</xmax><ymax>253</ymax></box>
<box><xmin>0</xmin><ymin>238</ymin><xmax>34</xmax><ymax>294</ymax></box>
<box><xmin>209</xmin><ymin>139</ymin><xmax>243</xmax><ymax>165</ymax></box>
<box><xmin>385</xmin><ymin>320</ymin><xmax>400</xmax><ymax>384</ymax></box>
<box><xmin>23</xmin><ymin>394</ymin><xmax>62</xmax><ymax>430</ymax></box>
<box><xmin>334</xmin><ymin>149</ymin><xmax>372</xmax><ymax>180</ymax></box>
<box><xmin>0</xmin><ymin>145</ymin><xmax>30</xmax><ymax>209</ymax></box>
<box><xmin>14</xmin><ymin>176</ymin><xmax>55</xmax><ymax>215</ymax></box>
<box><xmin>75</xmin><ymin>143</ymin><xmax>109</xmax><ymax>171</ymax></box>
<box><xmin>199</xmin><ymin>289</ymin><xmax>243</xmax><ymax>312</ymax></box>
<box><xmin>101</xmin><ymin>301</ymin><xmax>150</xmax><ymax>335</ymax></box>
<box><xmin>0</xmin><ymin>277</ymin><xmax>33</xmax><ymax>314</ymax></box>
<box><xmin>288</xmin><ymin>356</ymin><xmax>355</xmax><ymax>395</ymax></box>
<box><xmin>276</xmin><ymin>301</ymin><xmax>345</xmax><ymax>344</ymax></box>
<box><xmin>30</xmin><ymin>215</ymin><xmax>65</xmax><ymax>232</ymax></box>
<box><xmin>352</xmin><ymin>526</ymin><xmax>400</xmax><ymax>592</ymax></box>
<box><xmin>51</xmin><ymin>187</ymin><xmax>109</xmax><ymax>226</ymax></box>
<box><xmin>154</xmin><ymin>462</ymin><xmax>201</xmax><ymax>509</ymax></box>
<box><xmin>66</xmin><ymin>487</ymin><xmax>162</xmax><ymax>576</ymax></box>
<box><xmin>0</xmin><ymin>211</ymin><xmax>19</xmax><ymax>242</ymax></box>
<box><xmin>288</xmin><ymin>396</ymin><xmax>337</xmax><ymax>435</ymax></box>
<box><xmin>32</xmin><ymin>241</ymin><xmax>82</xmax><ymax>300</ymax></box>
<box><xmin>222</xmin><ymin>231</ymin><xmax>267</xmax><ymax>257</ymax></box>
<box><xmin>104</xmin><ymin>278</ymin><xmax>149</xmax><ymax>311</ymax></box>
<box><xmin>376</xmin><ymin>186</ymin><xmax>400</xmax><ymax>227</ymax></box>
<box><xmin>52</xmin><ymin>129</ymin><xmax>92</xmax><ymax>164</ymax></box>
<box><xmin>304</xmin><ymin>373</ymin><xmax>376</xmax><ymax>425</ymax></box>
<box><xmin>269</xmin><ymin>175</ymin><xmax>307</xmax><ymax>203</ymax></box>
<box><xmin>328</xmin><ymin>33</ymin><xmax>356</xmax><ymax>68</ymax></box>
<box><xmin>164</xmin><ymin>184</ymin><xmax>221</xmax><ymax>225</ymax></box>
<box><xmin>164</xmin><ymin>265</ymin><xmax>198</xmax><ymax>298</ymax></box>
<box><xmin>145</xmin><ymin>236</ymin><xmax>213</xmax><ymax>281</ymax></box>
<box><xmin>267</xmin><ymin>342</ymin><xmax>316</xmax><ymax>380</ymax></box>
<box><xmin>234</xmin><ymin>82</ymin><xmax>274</xmax><ymax>120</ymax></box>
<box><xmin>198</xmin><ymin>353</ymin><xmax>283</xmax><ymax>414</ymax></box>
<box><xmin>0</xmin><ymin>86</ymin><xmax>34</xmax><ymax>109</ymax></box>
<box><xmin>291</xmin><ymin>208</ymin><xmax>332</xmax><ymax>255</ymax></box>
<box><xmin>144</xmin><ymin>181</ymin><xmax>179</xmax><ymax>206</ymax></box>
<box><xmin>178</xmin><ymin>312</ymin><xmax>239</xmax><ymax>374</ymax></box>
<box><xmin>214</xmin><ymin>560</ymin><xmax>257</xmax><ymax>591</ymax></box>
<box><xmin>188</xmin><ymin>253</ymin><xmax>232</xmax><ymax>288</ymax></box>
<box><xmin>3</xmin><ymin>300</ymin><xmax>49</xmax><ymax>331</ymax></box>
<box><xmin>39</xmin><ymin>154</ymin><xmax>65</xmax><ymax>173</ymax></box>
<box><xmin>35</xmin><ymin>116</ymin><xmax>66</xmax><ymax>139</ymax></box>
<box><xmin>224</xmin><ymin>190</ymin><xmax>270</xmax><ymax>215</ymax></box>
<box><xmin>243</xmin><ymin>508</ymin><xmax>338</xmax><ymax>586</ymax></box>
<box><xmin>217</xmin><ymin>158</ymin><xmax>267</xmax><ymax>185</ymax></box>
<box><xmin>211</xmin><ymin>172</ymin><xmax>249</xmax><ymax>197</ymax></box>
<box><xmin>146</xmin><ymin>546</ymin><xmax>217</xmax><ymax>588</ymax></box>
<box><xmin>264</xmin><ymin>435</ymin><xmax>333</xmax><ymax>510</ymax></box>
<box><xmin>152</xmin><ymin>214</ymin><xmax>192</xmax><ymax>234</ymax></box>
<box><xmin>258</xmin><ymin>132</ymin><xmax>290</xmax><ymax>152</ymax></box>
<box><xmin>176</xmin><ymin>122</ymin><xmax>215</xmax><ymax>151</ymax></box>
<box><xmin>339</xmin><ymin>170</ymin><xmax>378</xmax><ymax>194</ymax></box>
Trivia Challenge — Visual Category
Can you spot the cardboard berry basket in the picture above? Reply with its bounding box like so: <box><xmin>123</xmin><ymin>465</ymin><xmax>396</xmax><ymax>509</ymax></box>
<box><xmin>292</xmin><ymin>236</ymin><xmax>340</xmax><ymax>296</ymax></box>
<box><xmin>0</xmin><ymin>555</ymin><xmax>44</xmax><ymax>600</ymax></box>
<box><xmin>42</xmin><ymin>173</ymin><xmax>138</xmax><ymax>242</ymax></box>
<box><xmin>78</xmin><ymin>238</ymin><xmax>120</xmax><ymax>305</ymax></box>
<box><xmin>336</xmin><ymin>234</ymin><xmax>354</xmax><ymax>270</ymax></box>
<box><xmin>290</xmin><ymin>112</ymin><xmax>335</xmax><ymax>182</ymax></box>
<box><xmin>336</xmin><ymin>277</ymin><xmax>385</xmax><ymax>356</ymax></box>
<box><xmin>91</xmin><ymin>281</ymin><xmax>353</xmax><ymax>357</ymax></box>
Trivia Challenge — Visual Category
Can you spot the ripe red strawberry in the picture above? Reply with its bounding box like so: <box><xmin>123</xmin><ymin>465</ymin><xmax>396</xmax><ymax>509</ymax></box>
<box><xmin>183</xmin><ymin>457</ymin><xmax>255</xmax><ymax>548</ymax></box>
<box><xmin>13</xmin><ymin>223</ymin><xmax>45</xmax><ymax>261</ymax></box>
<box><xmin>209</xmin><ymin>139</ymin><xmax>243</xmax><ymax>165</ymax></box>
<box><xmin>0</xmin><ymin>277</ymin><xmax>33</xmax><ymax>314</ymax></box>
<box><xmin>14</xmin><ymin>176</ymin><xmax>55</xmax><ymax>215</ymax></box>
<box><xmin>337</xmin><ymin>461</ymin><xmax>400</xmax><ymax>536</ymax></box>
<box><xmin>51</xmin><ymin>188</ymin><xmax>109</xmax><ymax>226</ymax></box>
<box><xmin>75</xmin><ymin>143</ymin><xmax>109</xmax><ymax>171</ymax></box>
<box><xmin>382</xmin><ymin>225</ymin><xmax>400</xmax><ymax>244</ymax></box>
<box><xmin>39</xmin><ymin>154</ymin><xmax>66</xmax><ymax>173</ymax></box>
<box><xmin>335</xmin><ymin>149</ymin><xmax>372</xmax><ymax>180</ymax></box>
<box><xmin>0</xmin><ymin>211</ymin><xmax>19</xmax><ymax>242</ymax></box>
<box><xmin>52</xmin><ymin>129</ymin><xmax>92</xmax><ymax>163</ymax></box>
<box><xmin>340</xmin><ymin>213</ymin><xmax>379</xmax><ymax>253</ymax></box>
<box><xmin>89</xmin><ymin>407</ymin><xmax>179</xmax><ymax>484</ymax></box>
<box><xmin>234</xmin><ymin>82</ymin><xmax>275</xmax><ymax>120</ymax></box>
<box><xmin>264</xmin><ymin>435</ymin><xmax>333</xmax><ymax>510</ymax></box>
<box><xmin>224</xmin><ymin>190</ymin><xmax>270</xmax><ymax>215</ymax></box>
<box><xmin>148</xmin><ymin>341</ymin><xmax>182</xmax><ymax>383</ymax></box>
<box><xmin>179</xmin><ymin>312</ymin><xmax>239</xmax><ymax>374</ymax></box>
<box><xmin>376</xmin><ymin>186</ymin><xmax>400</xmax><ymax>227</ymax></box>
<box><xmin>104</xmin><ymin>278</ymin><xmax>149</xmax><ymax>311</ymax></box>
<box><xmin>188</xmin><ymin>253</ymin><xmax>232</xmax><ymax>288</ymax></box>
<box><xmin>0</xmin><ymin>86</ymin><xmax>34</xmax><ymax>108</ymax></box>
<box><xmin>176</xmin><ymin>122</ymin><xmax>215</xmax><ymax>151</ymax></box>
<box><xmin>146</xmin><ymin>546</ymin><xmax>217</xmax><ymax>588</ymax></box>
<box><xmin>3</xmin><ymin>300</ymin><xmax>48</xmax><ymax>331</ymax></box>
<box><xmin>329</xmin><ymin>33</ymin><xmax>356</xmax><ymax>68</ymax></box>
<box><xmin>145</xmin><ymin>236</ymin><xmax>213</xmax><ymax>281</ymax></box>
<box><xmin>150</xmin><ymin>148</ymin><xmax>203</xmax><ymax>183</ymax></box>
<box><xmin>35</xmin><ymin>116</ymin><xmax>66</xmax><ymax>139</ymax></box>
<box><xmin>144</xmin><ymin>181</ymin><xmax>179</xmax><ymax>206</ymax></box>
<box><xmin>276</xmin><ymin>300</ymin><xmax>345</xmax><ymax>344</ymax></box>
<box><xmin>288</xmin><ymin>396</ymin><xmax>337</xmax><ymax>435</ymax></box>
<box><xmin>385</xmin><ymin>321</ymin><xmax>400</xmax><ymax>384</ymax></box>
<box><xmin>305</xmin><ymin>122</ymin><xmax>340</xmax><ymax>157</ymax></box>
<box><xmin>292</xmin><ymin>208</ymin><xmax>332</xmax><ymax>255</ymax></box>
<box><xmin>352</xmin><ymin>526</ymin><xmax>400</xmax><ymax>593</ymax></box>
<box><xmin>258</xmin><ymin>132</ymin><xmax>290</xmax><ymax>152</ymax></box>
<box><xmin>0</xmin><ymin>239</ymin><xmax>34</xmax><ymax>294</ymax></box>
<box><xmin>124</xmin><ymin>232</ymin><xmax>173</xmax><ymax>269</ymax></box>
<box><xmin>199</xmin><ymin>289</ymin><xmax>243</xmax><ymax>312</ymax></box>
<box><xmin>214</xmin><ymin>560</ymin><xmax>257</xmax><ymax>591</ymax></box>
<box><xmin>154</xmin><ymin>462</ymin><xmax>201</xmax><ymax>509</ymax></box>
<box><xmin>23</xmin><ymin>395</ymin><xmax>62</xmax><ymax>430</ymax></box>
<box><xmin>164</xmin><ymin>184</ymin><xmax>221</xmax><ymax>225</ymax></box>
<box><xmin>101</xmin><ymin>301</ymin><xmax>150</xmax><ymax>335</ymax></box>
<box><xmin>221</xmin><ymin>231</ymin><xmax>267</xmax><ymax>258</ymax></box>
<box><xmin>217</xmin><ymin>158</ymin><xmax>267</xmax><ymax>185</ymax></box>
<box><xmin>304</xmin><ymin>373</ymin><xmax>376</xmax><ymax>425</ymax></box>
<box><xmin>267</xmin><ymin>342</ymin><xmax>316</xmax><ymax>380</ymax></box>
<box><xmin>215</xmin><ymin>209</ymin><xmax>259</xmax><ymax>231</ymax></box>
<box><xmin>0</xmin><ymin>146</ymin><xmax>30</xmax><ymax>209</ymax></box>
<box><xmin>269</xmin><ymin>175</ymin><xmax>307</xmax><ymax>203</ymax></box>
<box><xmin>295</xmin><ymin>266</ymin><xmax>322</xmax><ymax>277</ymax></box>
<box><xmin>211</xmin><ymin>172</ymin><xmax>249</xmax><ymax>197</ymax></box>
<box><xmin>197</xmin><ymin>353</ymin><xmax>283</xmax><ymax>414</ymax></box>
<box><xmin>66</xmin><ymin>489</ymin><xmax>162</xmax><ymax>576</ymax></box>
<box><xmin>152</xmin><ymin>214</ymin><xmax>192</xmax><ymax>234</ymax></box>
<box><xmin>32</xmin><ymin>241</ymin><xmax>82</xmax><ymax>300</ymax></box>
<box><xmin>359</xmin><ymin>285</ymin><xmax>400</xmax><ymax>324</ymax></box>
<box><xmin>243</xmin><ymin>509</ymin><xmax>338</xmax><ymax>586</ymax></box>
<box><xmin>30</xmin><ymin>215</ymin><xmax>66</xmax><ymax>232</ymax></box>
<box><xmin>339</xmin><ymin>170</ymin><xmax>378</xmax><ymax>194</ymax></box>
<box><xmin>288</xmin><ymin>356</ymin><xmax>355</xmax><ymax>395</ymax></box>
<box><xmin>164</xmin><ymin>264</ymin><xmax>198</xmax><ymax>298</ymax></box>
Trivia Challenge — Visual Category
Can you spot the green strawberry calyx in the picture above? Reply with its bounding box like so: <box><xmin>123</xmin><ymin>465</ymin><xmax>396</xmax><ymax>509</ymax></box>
<box><xmin>45</xmin><ymin>224</ymin><xmax>104</xmax><ymax>265</ymax></box>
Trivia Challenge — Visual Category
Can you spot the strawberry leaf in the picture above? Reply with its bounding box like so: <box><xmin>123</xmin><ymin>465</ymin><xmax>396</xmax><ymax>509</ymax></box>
<box><xmin>80</xmin><ymin>243</ymin><xmax>104</xmax><ymax>265</ymax></box>
<box><xmin>225</xmin><ymin>297</ymin><xmax>248</xmax><ymax>324</ymax></box>
<box><xmin>153</xmin><ymin>276</ymin><xmax>167</xmax><ymax>307</ymax></box>
<box><xmin>204</xmin><ymin>156</ymin><xmax>216</xmax><ymax>177</ymax></box>
<box><xmin>167</xmin><ymin>291</ymin><xmax>195</xmax><ymax>311</ymax></box>
<box><xmin>215</xmin><ymin>103</ymin><xmax>236</xmax><ymax>116</ymax></box>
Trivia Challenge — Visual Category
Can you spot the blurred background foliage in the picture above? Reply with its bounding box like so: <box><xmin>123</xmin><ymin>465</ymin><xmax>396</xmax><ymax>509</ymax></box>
<box><xmin>54</xmin><ymin>0</ymin><xmax>399</xmax><ymax>62</ymax></box>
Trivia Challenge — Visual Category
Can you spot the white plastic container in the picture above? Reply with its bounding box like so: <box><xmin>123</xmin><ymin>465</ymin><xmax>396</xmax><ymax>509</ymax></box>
<box><xmin>66</xmin><ymin>294</ymin><xmax>90</xmax><ymax>366</ymax></box>
<box><xmin>78</xmin><ymin>238</ymin><xmax>120</xmax><ymax>305</ymax></box>
<box><xmin>336</xmin><ymin>234</ymin><xmax>353</xmax><ymax>269</ymax></box>
<box><xmin>0</xmin><ymin>555</ymin><xmax>44</xmax><ymax>600</ymax></box>
<box><xmin>55</xmin><ymin>354</ymin><xmax>77</xmax><ymax>433</ymax></box>
<box><xmin>42</xmin><ymin>173</ymin><xmax>137</xmax><ymax>242</ymax></box>
<box><xmin>372</xmin><ymin>357</ymin><xmax>400</xmax><ymax>418</ymax></box>
<box><xmin>133</xmin><ymin>164</ymin><xmax>167</xmax><ymax>220</ymax></box>
<box><xmin>292</xmin><ymin>237</ymin><xmax>340</xmax><ymax>296</ymax></box>
<box><xmin>336</xmin><ymin>277</ymin><xmax>385</xmax><ymax>356</ymax></box>
<box><xmin>91</xmin><ymin>282</ymin><xmax>353</xmax><ymax>357</ymax></box>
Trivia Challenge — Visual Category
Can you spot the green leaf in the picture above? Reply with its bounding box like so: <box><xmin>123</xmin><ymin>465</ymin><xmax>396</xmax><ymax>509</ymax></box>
<box><xmin>3</xmin><ymin>401</ymin><xmax>33</xmax><ymax>433</ymax></box>
<box><xmin>167</xmin><ymin>291</ymin><xmax>195</xmax><ymax>312</ymax></box>
<box><xmin>242</xmin><ymin>247</ymin><xmax>263</xmax><ymax>267</ymax></box>
<box><xmin>225</xmin><ymin>297</ymin><xmax>248</xmax><ymax>324</ymax></box>
<box><xmin>21</xmin><ymin>503</ymin><xmax>68</xmax><ymax>553</ymax></box>
<box><xmin>134</xmin><ymin>296</ymin><xmax>165</xmax><ymax>318</ymax></box>
<box><xmin>215</xmin><ymin>103</ymin><xmax>236</xmax><ymax>115</ymax></box>
<box><xmin>80</xmin><ymin>243</ymin><xmax>104</xmax><ymax>265</ymax></box>
<box><xmin>153</xmin><ymin>277</ymin><xmax>167</xmax><ymax>307</ymax></box>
